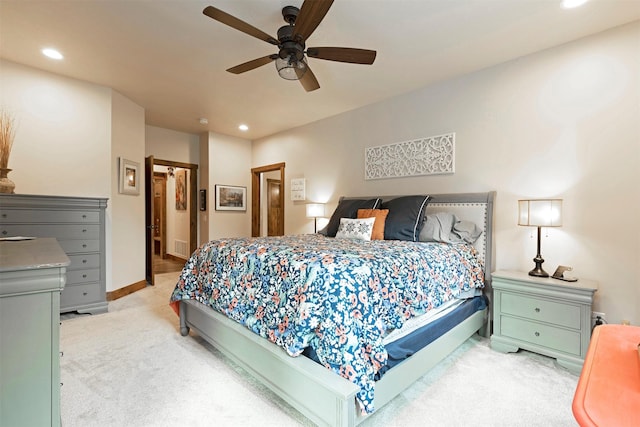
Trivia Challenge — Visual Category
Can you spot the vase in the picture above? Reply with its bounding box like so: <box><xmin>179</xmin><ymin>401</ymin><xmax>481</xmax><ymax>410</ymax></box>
<box><xmin>0</xmin><ymin>167</ymin><xmax>15</xmax><ymax>194</ymax></box>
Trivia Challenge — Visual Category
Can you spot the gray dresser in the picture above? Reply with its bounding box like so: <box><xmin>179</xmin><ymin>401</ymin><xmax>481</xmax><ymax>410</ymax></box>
<box><xmin>0</xmin><ymin>194</ymin><xmax>108</xmax><ymax>314</ymax></box>
<box><xmin>0</xmin><ymin>238</ymin><xmax>69</xmax><ymax>427</ymax></box>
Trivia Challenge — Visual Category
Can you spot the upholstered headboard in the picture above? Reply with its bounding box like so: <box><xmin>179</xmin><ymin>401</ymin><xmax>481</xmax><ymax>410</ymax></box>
<box><xmin>340</xmin><ymin>191</ymin><xmax>496</xmax><ymax>284</ymax></box>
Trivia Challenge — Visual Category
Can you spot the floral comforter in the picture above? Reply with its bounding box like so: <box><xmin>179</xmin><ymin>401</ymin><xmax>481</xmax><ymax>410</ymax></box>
<box><xmin>169</xmin><ymin>234</ymin><xmax>484</xmax><ymax>414</ymax></box>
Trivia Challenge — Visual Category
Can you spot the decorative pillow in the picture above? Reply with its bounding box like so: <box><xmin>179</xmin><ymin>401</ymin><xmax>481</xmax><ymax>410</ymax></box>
<box><xmin>324</xmin><ymin>198</ymin><xmax>380</xmax><ymax>237</ymax></box>
<box><xmin>381</xmin><ymin>195</ymin><xmax>430</xmax><ymax>241</ymax></box>
<box><xmin>357</xmin><ymin>209</ymin><xmax>389</xmax><ymax>240</ymax></box>
<box><xmin>335</xmin><ymin>217</ymin><xmax>376</xmax><ymax>241</ymax></box>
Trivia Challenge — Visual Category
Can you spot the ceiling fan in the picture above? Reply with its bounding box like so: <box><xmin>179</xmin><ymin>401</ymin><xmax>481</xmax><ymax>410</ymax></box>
<box><xmin>203</xmin><ymin>0</ymin><xmax>377</xmax><ymax>92</ymax></box>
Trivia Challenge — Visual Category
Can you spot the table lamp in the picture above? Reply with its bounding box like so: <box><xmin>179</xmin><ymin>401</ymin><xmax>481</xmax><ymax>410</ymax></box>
<box><xmin>518</xmin><ymin>199</ymin><xmax>563</xmax><ymax>277</ymax></box>
<box><xmin>306</xmin><ymin>203</ymin><xmax>325</xmax><ymax>233</ymax></box>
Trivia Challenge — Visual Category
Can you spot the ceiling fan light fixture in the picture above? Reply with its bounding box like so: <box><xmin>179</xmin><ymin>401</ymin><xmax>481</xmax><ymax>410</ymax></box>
<box><xmin>276</xmin><ymin>55</ymin><xmax>307</xmax><ymax>81</ymax></box>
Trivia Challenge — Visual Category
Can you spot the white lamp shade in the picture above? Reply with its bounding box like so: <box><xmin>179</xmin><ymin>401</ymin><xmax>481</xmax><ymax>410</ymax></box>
<box><xmin>518</xmin><ymin>199</ymin><xmax>562</xmax><ymax>227</ymax></box>
<box><xmin>306</xmin><ymin>203</ymin><xmax>325</xmax><ymax>218</ymax></box>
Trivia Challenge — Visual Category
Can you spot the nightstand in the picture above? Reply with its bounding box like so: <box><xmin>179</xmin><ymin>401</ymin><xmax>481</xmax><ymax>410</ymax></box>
<box><xmin>490</xmin><ymin>270</ymin><xmax>597</xmax><ymax>374</ymax></box>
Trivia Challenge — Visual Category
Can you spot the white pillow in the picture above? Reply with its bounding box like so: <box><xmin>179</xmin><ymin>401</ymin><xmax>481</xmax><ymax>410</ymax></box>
<box><xmin>335</xmin><ymin>217</ymin><xmax>376</xmax><ymax>241</ymax></box>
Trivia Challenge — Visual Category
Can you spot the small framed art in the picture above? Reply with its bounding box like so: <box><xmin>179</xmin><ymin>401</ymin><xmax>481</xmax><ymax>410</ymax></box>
<box><xmin>215</xmin><ymin>185</ymin><xmax>246</xmax><ymax>211</ymax></box>
<box><xmin>119</xmin><ymin>158</ymin><xmax>140</xmax><ymax>195</ymax></box>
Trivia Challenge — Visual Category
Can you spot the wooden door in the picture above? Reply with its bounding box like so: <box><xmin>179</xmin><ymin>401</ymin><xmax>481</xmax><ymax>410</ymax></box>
<box><xmin>144</xmin><ymin>156</ymin><xmax>155</xmax><ymax>285</ymax></box>
<box><xmin>267</xmin><ymin>179</ymin><xmax>282</xmax><ymax>236</ymax></box>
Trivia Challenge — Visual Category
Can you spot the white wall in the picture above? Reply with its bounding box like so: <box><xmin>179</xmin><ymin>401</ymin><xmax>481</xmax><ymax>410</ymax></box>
<box><xmin>0</xmin><ymin>60</ymin><xmax>111</xmax><ymax>197</ymax></box>
<box><xmin>253</xmin><ymin>23</ymin><xmax>640</xmax><ymax>325</ymax></box>
<box><xmin>145</xmin><ymin>125</ymin><xmax>200</xmax><ymax>164</ymax></box>
<box><xmin>110</xmin><ymin>91</ymin><xmax>146</xmax><ymax>291</ymax></box>
<box><xmin>207</xmin><ymin>131</ymin><xmax>252</xmax><ymax>239</ymax></box>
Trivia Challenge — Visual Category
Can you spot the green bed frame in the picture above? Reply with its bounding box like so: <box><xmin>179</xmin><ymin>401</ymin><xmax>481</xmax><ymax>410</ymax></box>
<box><xmin>179</xmin><ymin>191</ymin><xmax>495</xmax><ymax>426</ymax></box>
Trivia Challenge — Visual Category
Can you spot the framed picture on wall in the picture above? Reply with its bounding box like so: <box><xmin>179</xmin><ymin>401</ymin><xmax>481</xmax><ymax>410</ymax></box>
<box><xmin>215</xmin><ymin>185</ymin><xmax>246</xmax><ymax>211</ymax></box>
<box><xmin>175</xmin><ymin>169</ymin><xmax>187</xmax><ymax>210</ymax></box>
<box><xmin>118</xmin><ymin>157</ymin><xmax>140</xmax><ymax>195</ymax></box>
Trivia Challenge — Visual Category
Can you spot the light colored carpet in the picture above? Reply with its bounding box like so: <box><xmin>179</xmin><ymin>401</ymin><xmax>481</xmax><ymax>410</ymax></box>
<box><xmin>60</xmin><ymin>272</ymin><xmax>579</xmax><ymax>426</ymax></box>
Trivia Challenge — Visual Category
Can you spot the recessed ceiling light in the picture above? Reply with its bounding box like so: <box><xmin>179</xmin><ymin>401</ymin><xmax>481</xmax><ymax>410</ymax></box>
<box><xmin>561</xmin><ymin>0</ymin><xmax>589</xmax><ymax>9</ymax></box>
<box><xmin>199</xmin><ymin>118</ymin><xmax>208</xmax><ymax>125</ymax></box>
<box><xmin>238</xmin><ymin>124</ymin><xmax>249</xmax><ymax>131</ymax></box>
<box><xmin>42</xmin><ymin>48</ymin><xmax>63</xmax><ymax>60</ymax></box>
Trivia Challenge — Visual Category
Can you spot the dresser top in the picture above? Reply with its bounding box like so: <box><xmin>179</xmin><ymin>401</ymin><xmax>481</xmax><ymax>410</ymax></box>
<box><xmin>493</xmin><ymin>270</ymin><xmax>598</xmax><ymax>292</ymax></box>
<box><xmin>0</xmin><ymin>238</ymin><xmax>70</xmax><ymax>272</ymax></box>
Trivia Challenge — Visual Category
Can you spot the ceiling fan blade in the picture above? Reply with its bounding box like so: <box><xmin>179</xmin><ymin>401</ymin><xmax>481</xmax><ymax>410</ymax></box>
<box><xmin>203</xmin><ymin>6</ymin><xmax>279</xmax><ymax>45</ymax></box>
<box><xmin>307</xmin><ymin>47</ymin><xmax>377</xmax><ymax>64</ymax></box>
<box><xmin>292</xmin><ymin>0</ymin><xmax>334</xmax><ymax>42</ymax></box>
<box><xmin>227</xmin><ymin>55</ymin><xmax>277</xmax><ymax>74</ymax></box>
<box><xmin>297</xmin><ymin>65</ymin><xmax>320</xmax><ymax>92</ymax></box>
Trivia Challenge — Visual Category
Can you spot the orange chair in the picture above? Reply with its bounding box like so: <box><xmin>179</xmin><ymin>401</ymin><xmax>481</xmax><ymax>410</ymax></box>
<box><xmin>572</xmin><ymin>324</ymin><xmax>640</xmax><ymax>426</ymax></box>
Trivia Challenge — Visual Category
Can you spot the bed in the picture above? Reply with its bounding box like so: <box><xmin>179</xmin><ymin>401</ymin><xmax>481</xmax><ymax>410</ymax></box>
<box><xmin>171</xmin><ymin>191</ymin><xmax>495</xmax><ymax>426</ymax></box>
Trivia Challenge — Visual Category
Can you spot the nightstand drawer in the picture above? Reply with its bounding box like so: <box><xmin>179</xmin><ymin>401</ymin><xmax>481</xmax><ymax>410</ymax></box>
<box><xmin>500</xmin><ymin>316</ymin><xmax>582</xmax><ymax>356</ymax></box>
<box><xmin>501</xmin><ymin>292</ymin><xmax>581</xmax><ymax>329</ymax></box>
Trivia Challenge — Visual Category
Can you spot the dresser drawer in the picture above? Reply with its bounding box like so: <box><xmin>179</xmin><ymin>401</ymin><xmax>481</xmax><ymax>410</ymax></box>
<box><xmin>61</xmin><ymin>283</ymin><xmax>102</xmax><ymax>308</ymax></box>
<box><xmin>0</xmin><ymin>224</ymin><xmax>99</xmax><ymax>240</ymax></box>
<box><xmin>0</xmin><ymin>209</ymin><xmax>99</xmax><ymax>224</ymax></box>
<box><xmin>66</xmin><ymin>269</ymin><xmax>100</xmax><ymax>285</ymax></box>
<box><xmin>500</xmin><ymin>292</ymin><xmax>581</xmax><ymax>329</ymax></box>
<box><xmin>500</xmin><ymin>315</ymin><xmax>582</xmax><ymax>356</ymax></box>
<box><xmin>67</xmin><ymin>254</ymin><xmax>100</xmax><ymax>271</ymax></box>
<box><xmin>57</xmin><ymin>239</ymin><xmax>100</xmax><ymax>254</ymax></box>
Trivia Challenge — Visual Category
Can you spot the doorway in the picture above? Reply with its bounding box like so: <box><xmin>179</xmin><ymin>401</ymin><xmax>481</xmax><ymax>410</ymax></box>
<box><xmin>145</xmin><ymin>156</ymin><xmax>198</xmax><ymax>285</ymax></box>
<box><xmin>251</xmin><ymin>162</ymin><xmax>285</xmax><ymax>237</ymax></box>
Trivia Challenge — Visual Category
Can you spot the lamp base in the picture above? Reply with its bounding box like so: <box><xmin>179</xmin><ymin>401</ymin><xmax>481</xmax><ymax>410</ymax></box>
<box><xmin>528</xmin><ymin>266</ymin><xmax>549</xmax><ymax>278</ymax></box>
<box><xmin>529</xmin><ymin>255</ymin><xmax>549</xmax><ymax>278</ymax></box>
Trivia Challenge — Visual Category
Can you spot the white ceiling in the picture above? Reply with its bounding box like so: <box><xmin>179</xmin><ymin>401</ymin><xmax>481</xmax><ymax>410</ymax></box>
<box><xmin>1</xmin><ymin>1</ymin><xmax>638</xmax><ymax>140</ymax></box>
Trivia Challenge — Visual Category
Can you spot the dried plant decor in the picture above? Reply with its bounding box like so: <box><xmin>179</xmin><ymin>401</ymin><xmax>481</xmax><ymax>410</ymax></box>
<box><xmin>0</xmin><ymin>110</ymin><xmax>16</xmax><ymax>169</ymax></box>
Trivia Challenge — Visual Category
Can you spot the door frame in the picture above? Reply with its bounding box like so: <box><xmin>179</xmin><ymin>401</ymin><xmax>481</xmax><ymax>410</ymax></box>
<box><xmin>251</xmin><ymin>162</ymin><xmax>285</xmax><ymax>237</ymax></box>
<box><xmin>145</xmin><ymin>156</ymin><xmax>198</xmax><ymax>284</ymax></box>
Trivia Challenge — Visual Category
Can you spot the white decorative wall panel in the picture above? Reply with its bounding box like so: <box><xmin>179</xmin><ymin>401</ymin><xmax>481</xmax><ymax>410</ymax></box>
<box><xmin>365</xmin><ymin>133</ymin><xmax>455</xmax><ymax>180</ymax></box>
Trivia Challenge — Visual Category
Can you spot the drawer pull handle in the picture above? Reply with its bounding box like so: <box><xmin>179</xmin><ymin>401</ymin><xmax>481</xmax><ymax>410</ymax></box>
<box><xmin>535</xmin><ymin>332</ymin><xmax>540</xmax><ymax>337</ymax></box>
<box><xmin>82</xmin><ymin>214</ymin><xmax>87</xmax><ymax>219</ymax></box>
<box><xmin>83</xmin><ymin>292</ymin><xmax>88</xmax><ymax>296</ymax></box>
<box><xmin>82</xmin><ymin>259</ymin><xmax>87</xmax><ymax>263</ymax></box>
<box><xmin>1</xmin><ymin>230</ymin><xmax>6</xmax><ymax>235</ymax></box>
<box><xmin>82</xmin><ymin>274</ymin><xmax>87</xmax><ymax>278</ymax></box>
<box><xmin>82</xmin><ymin>229</ymin><xmax>87</xmax><ymax>233</ymax></box>
<box><xmin>1</xmin><ymin>213</ymin><xmax>6</xmax><ymax>218</ymax></box>
<box><xmin>534</xmin><ymin>308</ymin><xmax>540</xmax><ymax>313</ymax></box>
<box><xmin>60</xmin><ymin>351</ymin><xmax>64</xmax><ymax>357</ymax></box>
<box><xmin>82</xmin><ymin>244</ymin><xmax>87</xmax><ymax>248</ymax></box>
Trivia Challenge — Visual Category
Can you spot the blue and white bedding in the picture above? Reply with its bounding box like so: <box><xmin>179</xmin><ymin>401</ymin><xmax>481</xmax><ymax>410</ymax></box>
<box><xmin>170</xmin><ymin>233</ymin><xmax>484</xmax><ymax>414</ymax></box>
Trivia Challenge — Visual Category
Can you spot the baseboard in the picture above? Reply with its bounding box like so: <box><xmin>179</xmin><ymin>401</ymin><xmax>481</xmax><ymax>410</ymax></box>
<box><xmin>165</xmin><ymin>253</ymin><xmax>187</xmax><ymax>262</ymax></box>
<box><xmin>106</xmin><ymin>280</ymin><xmax>147</xmax><ymax>301</ymax></box>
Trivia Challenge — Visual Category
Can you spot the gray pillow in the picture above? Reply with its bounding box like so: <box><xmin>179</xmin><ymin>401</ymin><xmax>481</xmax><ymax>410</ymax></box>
<box><xmin>419</xmin><ymin>212</ymin><xmax>457</xmax><ymax>243</ymax></box>
<box><xmin>452</xmin><ymin>219</ymin><xmax>482</xmax><ymax>244</ymax></box>
<box><xmin>419</xmin><ymin>212</ymin><xmax>483</xmax><ymax>244</ymax></box>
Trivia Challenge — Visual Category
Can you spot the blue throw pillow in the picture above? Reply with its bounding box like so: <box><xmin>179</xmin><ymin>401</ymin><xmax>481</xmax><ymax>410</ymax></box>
<box><xmin>324</xmin><ymin>198</ymin><xmax>381</xmax><ymax>237</ymax></box>
<box><xmin>381</xmin><ymin>195</ymin><xmax>430</xmax><ymax>241</ymax></box>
